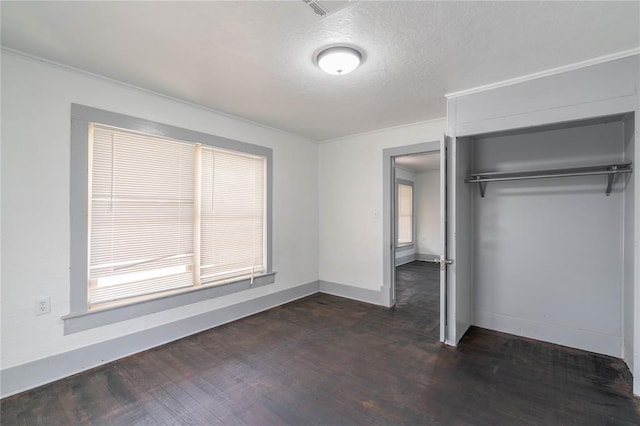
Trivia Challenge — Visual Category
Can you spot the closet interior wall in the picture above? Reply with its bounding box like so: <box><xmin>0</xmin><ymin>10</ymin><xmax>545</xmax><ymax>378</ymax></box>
<box><xmin>468</xmin><ymin>115</ymin><xmax>632</xmax><ymax>357</ymax></box>
<box><xmin>622</xmin><ymin>113</ymin><xmax>635</xmax><ymax>372</ymax></box>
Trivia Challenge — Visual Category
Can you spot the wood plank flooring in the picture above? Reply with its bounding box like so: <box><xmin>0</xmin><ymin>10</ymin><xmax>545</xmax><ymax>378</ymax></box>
<box><xmin>2</xmin><ymin>261</ymin><xmax>639</xmax><ymax>425</ymax></box>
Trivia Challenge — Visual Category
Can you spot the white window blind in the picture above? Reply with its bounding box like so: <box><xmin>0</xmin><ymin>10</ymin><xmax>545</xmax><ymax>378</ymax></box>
<box><xmin>89</xmin><ymin>124</ymin><xmax>195</xmax><ymax>305</ymax></box>
<box><xmin>397</xmin><ymin>183</ymin><xmax>413</xmax><ymax>245</ymax></box>
<box><xmin>200</xmin><ymin>147</ymin><xmax>265</xmax><ymax>284</ymax></box>
<box><xmin>88</xmin><ymin>124</ymin><xmax>266</xmax><ymax>307</ymax></box>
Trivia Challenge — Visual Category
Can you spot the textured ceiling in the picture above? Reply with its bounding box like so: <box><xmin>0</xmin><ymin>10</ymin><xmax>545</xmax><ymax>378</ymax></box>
<box><xmin>2</xmin><ymin>1</ymin><xmax>639</xmax><ymax>141</ymax></box>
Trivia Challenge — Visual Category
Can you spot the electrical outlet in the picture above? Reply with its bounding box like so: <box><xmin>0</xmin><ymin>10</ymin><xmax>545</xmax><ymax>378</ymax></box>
<box><xmin>36</xmin><ymin>297</ymin><xmax>51</xmax><ymax>315</ymax></box>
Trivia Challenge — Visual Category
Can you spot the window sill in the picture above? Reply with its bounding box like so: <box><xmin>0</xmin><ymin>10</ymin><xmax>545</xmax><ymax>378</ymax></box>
<box><xmin>62</xmin><ymin>272</ymin><xmax>276</xmax><ymax>334</ymax></box>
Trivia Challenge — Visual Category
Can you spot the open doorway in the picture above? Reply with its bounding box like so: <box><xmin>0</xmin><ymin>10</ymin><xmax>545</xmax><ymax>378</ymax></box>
<box><xmin>393</xmin><ymin>152</ymin><xmax>442</xmax><ymax>340</ymax></box>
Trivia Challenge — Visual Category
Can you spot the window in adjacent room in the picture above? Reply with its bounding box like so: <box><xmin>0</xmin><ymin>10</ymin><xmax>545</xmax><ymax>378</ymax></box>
<box><xmin>396</xmin><ymin>181</ymin><xmax>414</xmax><ymax>246</ymax></box>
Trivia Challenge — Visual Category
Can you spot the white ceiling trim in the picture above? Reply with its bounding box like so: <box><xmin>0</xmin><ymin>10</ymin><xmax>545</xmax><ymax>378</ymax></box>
<box><xmin>0</xmin><ymin>47</ymin><xmax>316</xmax><ymax>144</ymax></box>
<box><xmin>445</xmin><ymin>48</ymin><xmax>640</xmax><ymax>99</ymax></box>
<box><xmin>317</xmin><ymin>117</ymin><xmax>447</xmax><ymax>145</ymax></box>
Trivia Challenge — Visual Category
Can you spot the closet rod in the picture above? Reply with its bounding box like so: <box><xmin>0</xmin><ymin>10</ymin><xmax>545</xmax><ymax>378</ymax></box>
<box><xmin>465</xmin><ymin>162</ymin><xmax>632</xmax><ymax>198</ymax></box>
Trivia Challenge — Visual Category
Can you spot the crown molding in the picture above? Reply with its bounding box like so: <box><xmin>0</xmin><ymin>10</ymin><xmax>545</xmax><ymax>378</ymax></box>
<box><xmin>445</xmin><ymin>48</ymin><xmax>640</xmax><ymax>99</ymax></box>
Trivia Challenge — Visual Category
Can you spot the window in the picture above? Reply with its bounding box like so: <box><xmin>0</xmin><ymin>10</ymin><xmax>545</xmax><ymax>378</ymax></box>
<box><xmin>89</xmin><ymin>124</ymin><xmax>266</xmax><ymax>306</ymax></box>
<box><xmin>67</xmin><ymin>105</ymin><xmax>273</xmax><ymax>333</ymax></box>
<box><xmin>396</xmin><ymin>181</ymin><xmax>414</xmax><ymax>246</ymax></box>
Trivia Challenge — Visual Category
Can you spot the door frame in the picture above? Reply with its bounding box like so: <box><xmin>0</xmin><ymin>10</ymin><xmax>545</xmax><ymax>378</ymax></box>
<box><xmin>382</xmin><ymin>141</ymin><xmax>443</xmax><ymax>336</ymax></box>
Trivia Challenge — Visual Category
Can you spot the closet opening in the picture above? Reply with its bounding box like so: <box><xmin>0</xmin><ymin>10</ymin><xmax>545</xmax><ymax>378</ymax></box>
<box><xmin>458</xmin><ymin>112</ymin><xmax>635</xmax><ymax>360</ymax></box>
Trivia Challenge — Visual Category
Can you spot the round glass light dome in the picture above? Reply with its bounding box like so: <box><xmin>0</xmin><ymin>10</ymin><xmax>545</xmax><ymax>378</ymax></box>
<box><xmin>316</xmin><ymin>46</ymin><xmax>362</xmax><ymax>75</ymax></box>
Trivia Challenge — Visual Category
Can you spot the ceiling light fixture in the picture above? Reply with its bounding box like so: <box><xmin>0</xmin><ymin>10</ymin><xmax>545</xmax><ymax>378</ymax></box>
<box><xmin>316</xmin><ymin>46</ymin><xmax>362</xmax><ymax>75</ymax></box>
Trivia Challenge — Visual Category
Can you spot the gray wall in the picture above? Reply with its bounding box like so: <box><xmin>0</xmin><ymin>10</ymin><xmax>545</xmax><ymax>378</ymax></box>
<box><xmin>471</xmin><ymin>120</ymin><xmax>625</xmax><ymax>357</ymax></box>
<box><xmin>447</xmin><ymin>54</ymin><xmax>638</xmax><ymax>392</ymax></box>
<box><xmin>623</xmin><ymin>114</ymin><xmax>635</xmax><ymax>371</ymax></box>
<box><xmin>449</xmin><ymin>133</ymin><xmax>475</xmax><ymax>344</ymax></box>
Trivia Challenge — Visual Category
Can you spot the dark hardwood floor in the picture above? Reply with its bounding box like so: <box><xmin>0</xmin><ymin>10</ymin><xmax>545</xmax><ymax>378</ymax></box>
<box><xmin>2</xmin><ymin>261</ymin><xmax>639</xmax><ymax>425</ymax></box>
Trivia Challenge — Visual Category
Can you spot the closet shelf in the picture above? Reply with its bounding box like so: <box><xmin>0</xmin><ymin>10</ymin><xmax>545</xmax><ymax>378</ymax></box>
<box><xmin>465</xmin><ymin>162</ymin><xmax>633</xmax><ymax>198</ymax></box>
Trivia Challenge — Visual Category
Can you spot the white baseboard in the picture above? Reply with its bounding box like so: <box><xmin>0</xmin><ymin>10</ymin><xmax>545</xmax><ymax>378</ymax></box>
<box><xmin>1</xmin><ymin>281</ymin><xmax>319</xmax><ymax>398</ymax></box>
<box><xmin>319</xmin><ymin>280</ymin><xmax>386</xmax><ymax>306</ymax></box>
<box><xmin>396</xmin><ymin>253</ymin><xmax>439</xmax><ymax>265</ymax></box>
<box><xmin>395</xmin><ymin>253</ymin><xmax>416</xmax><ymax>266</ymax></box>
<box><xmin>15</xmin><ymin>280</ymin><xmax>622</xmax><ymax>398</ymax></box>
<box><xmin>1</xmin><ymin>279</ymin><xmax>394</xmax><ymax>398</ymax></box>
<box><xmin>474</xmin><ymin>310</ymin><xmax>621</xmax><ymax>358</ymax></box>
<box><xmin>416</xmin><ymin>253</ymin><xmax>439</xmax><ymax>262</ymax></box>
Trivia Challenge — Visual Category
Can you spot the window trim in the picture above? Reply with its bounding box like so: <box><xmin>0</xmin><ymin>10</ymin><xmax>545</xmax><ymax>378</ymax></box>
<box><xmin>395</xmin><ymin>178</ymin><xmax>415</xmax><ymax>248</ymax></box>
<box><xmin>66</xmin><ymin>104</ymin><xmax>273</xmax><ymax>334</ymax></box>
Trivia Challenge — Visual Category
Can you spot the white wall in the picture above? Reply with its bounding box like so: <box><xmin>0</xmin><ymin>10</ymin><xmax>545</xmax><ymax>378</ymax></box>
<box><xmin>472</xmin><ymin>120</ymin><xmax>625</xmax><ymax>357</ymax></box>
<box><xmin>452</xmin><ymin>56</ymin><xmax>639</xmax><ymax>137</ymax></box>
<box><xmin>394</xmin><ymin>166</ymin><xmax>442</xmax><ymax>263</ymax></box>
<box><xmin>1</xmin><ymin>52</ymin><xmax>318</xmax><ymax>374</ymax></box>
<box><xmin>415</xmin><ymin>169</ymin><xmax>441</xmax><ymax>256</ymax></box>
<box><xmin>395</xmin><ymin>167</ymin><xmax>415</xmax><ymax>182</ymax></box>
<box><xmin>318</xmin><ymin>119</ymin><xmax>446</xmax><ymax>292</ymax></box>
